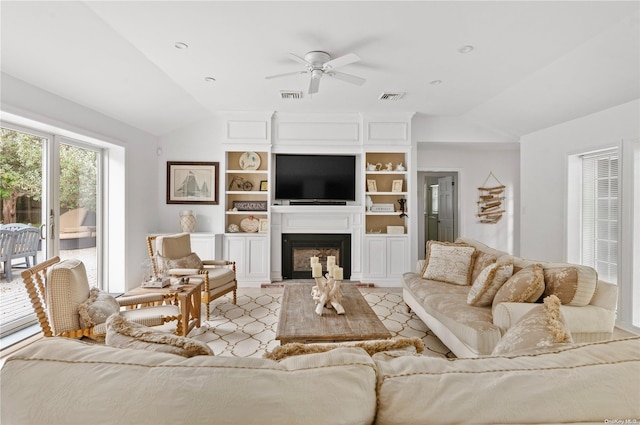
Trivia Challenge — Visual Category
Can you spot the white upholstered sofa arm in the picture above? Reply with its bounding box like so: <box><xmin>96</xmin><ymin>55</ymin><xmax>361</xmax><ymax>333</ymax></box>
<box><xmin>493</xmin><ymin>302</ymin><xmax>616</xmax><ymax>338</ymax></box>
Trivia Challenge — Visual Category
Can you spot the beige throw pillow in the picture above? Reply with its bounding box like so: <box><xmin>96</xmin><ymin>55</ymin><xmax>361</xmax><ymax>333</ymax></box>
<box><xmin>156</xmin><ymin>252</ymin><xmax>203</xmax><ymax>272</ymax></box>
<box><xmin>422</xmin><ymin>241</ymin><xmax>477</xmax><ymax>286</ymax></box>
<box><xmin>542</xmin><ymin>267</ymin><xmax>581</xmax><ymax>305</ymax></box>
<box><xmin>78</xmin><ymin>287</ymin><xmax>121</xmax><ymax>329</ymax></box>
<box><xmin>105</xmin><ymin>314</ymin><xmax>213</xmax><ymax>357</ymax></box>
<box><xmin>467</xmin><ymin>260</ymin><xmax>514</xmax><ymax>306</ymax></box>
<box><xmin>471</xmin><ymin>251</ymin><xmax>498</xmax><ymax>284</ymax></box>
<box><xmin>492</xmin><ymin>264</ymin><xmax>545</xmax><ymax>310</ymax></box>
<box><xmin>492</xmin><ymin>295</ymin><xmax>573</xmax><ymax>356</ymax></box>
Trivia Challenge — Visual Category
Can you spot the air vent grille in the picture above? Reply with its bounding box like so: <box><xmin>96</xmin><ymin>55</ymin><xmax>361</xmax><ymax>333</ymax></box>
<box><xmin>280</xmin><ymin>91</ymin><xmax>303</xmax><ymax>100</ymax></box>
<box><xmin>378</xmin><ymin>92</ymin><xmax>405</xmax><ymax>101</ymax></box>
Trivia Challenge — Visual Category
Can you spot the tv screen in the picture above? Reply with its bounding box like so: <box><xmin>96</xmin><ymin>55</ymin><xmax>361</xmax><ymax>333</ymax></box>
<box><xmin>275</xmin><ymin>154</ymin><xmax>356</xmax><ymax>202</ymax></box>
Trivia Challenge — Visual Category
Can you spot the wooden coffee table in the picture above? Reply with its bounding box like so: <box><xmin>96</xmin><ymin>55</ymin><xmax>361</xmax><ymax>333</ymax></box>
<box><xmin>276</xmin><ymin>283</ymin><xmax>391</xmax><ymax>344</ymax></box>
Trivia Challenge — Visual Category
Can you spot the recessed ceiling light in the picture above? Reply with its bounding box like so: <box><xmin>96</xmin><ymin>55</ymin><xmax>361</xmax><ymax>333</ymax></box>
<box><xmin>204</xmin><ymin>77</ymin><xmax>216</xmax><ymax>83</ymax></box>
<box><xmin>174</xmin><ymin>42</ymin><xmax>189</xmax><ymax>50</ymax></box>
<box><xmin>429</xmin><ymin>80</ymin><xmax>442</xmax><ymax>85</ymax></box>
<box><xmin>458</xmin><ymin>45</ymin><xmax>474</xmax><ymax>54</ymax></box>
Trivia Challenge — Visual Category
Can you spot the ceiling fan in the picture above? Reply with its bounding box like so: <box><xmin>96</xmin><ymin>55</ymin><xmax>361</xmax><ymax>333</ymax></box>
<box><xmin>265</xmin><ymin>51</ymin><xmax>366</xmax><ymax>94</ymax></box>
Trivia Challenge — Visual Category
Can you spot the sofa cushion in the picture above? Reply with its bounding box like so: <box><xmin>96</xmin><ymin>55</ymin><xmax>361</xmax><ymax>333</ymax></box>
<box><xmin>466</xmin><ymin>259</ymin><xmax>513</xmax><ymax>306</ymax></box>
<box><xmin>492</xmin><ymin>263</ymin><xmax>545</xmax><ymax>309</ymax></box>
<box><xmin>511</xmin><ymin>257</ymin><xmax>597</xmax><ymax>306</ymax></box>
<box><xmin>492</xmin><ymin>295</ymin><xmax>573</xmax><ymax>356</ymax></box>
<box><xmin>78</xmin><ymin>287</ymin><xmax>121</xmax><ymax>332</ymax></box>
<box><xmin>403</xmin><ymin>272</ymin><xmax>470</xmax><ymax>304</ymax></box>
<box><xmin>373</xmin><ymin>337</ymin><xmax>640</xmax><ymax>425</ymax></box>
<box><xmin>105</xmin><ymin>314</ymin><xmax>213</xmax><ymax>357</ymax></box>
<box><xmin>46</xmin><ymin>259</ymin><xmax>90</xmax><ymax>335</ymax></box>
<box><xmin>0</xmin><ymin>338</ymin><xmax>378</xmax><ymax>425</ymax></box>
<box><xmin>422</xmin><ymin>241</ymin><xmax>477</xmax><ymax>286</ymax></box>
<box><xmin>422</xmin><ymin>292</ymin><xmax>502</xmax><ymax>355</ymax></box>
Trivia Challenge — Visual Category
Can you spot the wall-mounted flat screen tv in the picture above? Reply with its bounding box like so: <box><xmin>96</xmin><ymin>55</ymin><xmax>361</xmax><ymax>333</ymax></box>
<box><xmin>275</xmin><ymin>154</ymin><xmax>356</xmax><ymax>202</ymax></box>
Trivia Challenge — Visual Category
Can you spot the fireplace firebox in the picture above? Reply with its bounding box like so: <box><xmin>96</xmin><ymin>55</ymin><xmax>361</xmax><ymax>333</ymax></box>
<box><xmin>282</xmin><ymin>234</ymin><xmax>351</xmax><ymax>279</ymax></box>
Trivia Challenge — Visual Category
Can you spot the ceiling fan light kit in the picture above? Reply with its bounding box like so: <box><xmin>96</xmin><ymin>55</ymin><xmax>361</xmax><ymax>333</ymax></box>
<box><xmin>266</xmin><ymin>50</ymin><xmax>366</xmax><ymax>95</ymax></box>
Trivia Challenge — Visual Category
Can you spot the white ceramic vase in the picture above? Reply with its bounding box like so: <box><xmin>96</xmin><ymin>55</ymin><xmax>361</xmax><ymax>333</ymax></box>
<box><xmin>179</xmin><ymin>210</ymin><xmax>196</xmax><ymax>233</ymax></box>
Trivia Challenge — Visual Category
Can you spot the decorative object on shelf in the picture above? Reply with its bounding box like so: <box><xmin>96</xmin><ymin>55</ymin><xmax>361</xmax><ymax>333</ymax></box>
<box><xmin>179</xmin><ymin>210</ymin><xmax>196</xmax><ymax>233</ymax></box>
<box><xmin>370</xmin><ymin>203</ymin><xmax>394</xmax><ymax>212</ymax></box>
<box><xmin>227</xmin><ymin>224</ymin><xmax>240</xmax><ymax>233</ymax></box>
<box><xmin>228</xmin><ymin>176</ymin><xmax>254</xmax><ymax>191</ymax></box>
<box><xmin>166</xmin><ymin>161</ymin><xmax>219</xmax><ymax>205</ymax></box>
<box><xmin>395</xmin><ymin>162</ymin><xmax>405</xmax><ymax>171</ymax></box>
<box><xmin>239</xmin><ymin>151</ymin><xmax>261</xmax><ymax>170</ymax></box>
<box><xmin>310</xmin><ymin>256</ymin><xmax>345</xmax><ymax>316</ymax></box>
<box><xmin>367</xmin><ymin>162</ymin><xmax>382</xmax><ymax>171</ymax></box>
<box><xmin>259</xmin><ymin>180</ymin><xmax>268</xmax><ymax>191</ymax></box>
<box><xmin>398</xmin><ymin>198</ymin><xmax>408</xmax><ymax>218</ymax></box>
<box><xmin>240</xmin><ymin>216</ymin><xmax>260</xmax><ymax>233</ymax></box>
<box><xmin>232</xmin><ymin>200</ymin><xmax>268</xmax><ymax>211</ymax></box>
<box><xmin>387</xmin><ymin>226</ymin><xmax>404</xmax><ymax>234</ymax></box>
<box><xmin>477</xmin><ymin>172</ymin><xmax>506</xmax><ymax>224</ymax></box>
<box><xmin>365</xmin><ymin>195</ymin><xmax>373</xmax><ymax>211</ymax></box>
<box><xmin>367</xmin><ymin>179</ymin><xmax>378</xmax><ymax>192</ymax></box>
<box><xmin>391</xmin><ymin>179</ymin><xmax>403</xmax><ymax>192</ymax></box>
<box><xmin>385</xmin><ymin>162</ymin><xmax>393</xmax><ymax>171</ymax></box>
<box><xmin>258</xmin><ymin>218</ymin><xmax>269</xmax><ymax>233</ymax></box>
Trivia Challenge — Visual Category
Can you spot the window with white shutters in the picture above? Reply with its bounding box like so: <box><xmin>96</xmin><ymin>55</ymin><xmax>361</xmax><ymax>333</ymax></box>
<box><xmin>581</xmin><ymin>148</ymin><xmax>619</xmax><ymax>283</ymax></box>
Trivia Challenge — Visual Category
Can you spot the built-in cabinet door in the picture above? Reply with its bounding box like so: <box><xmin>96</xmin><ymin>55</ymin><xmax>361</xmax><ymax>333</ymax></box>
<box><xmin>387</xmin><ymin>237</ymin><xmax>409</xmax><ymax>278</ymax></box>
<box><xmin>364</xmin><ymin>237</ymin><xmax>387</xmax><ymax>278</ymax></box>
<box><xmin>224</xmin><ymin>235</ymin><xmax>268</xmax><ymax>284</ymax></box>
<box><xmin>364</xmin><ymin>236</ymin><xmax>409</xmax><ymax>282</ymax></box>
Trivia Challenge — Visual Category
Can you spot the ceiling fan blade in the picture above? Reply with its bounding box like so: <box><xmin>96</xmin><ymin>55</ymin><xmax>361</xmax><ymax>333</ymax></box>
<box><xmin>265</xmin><ymin>70</ymin><xmax>307</xmax><ymax>80</ymax></box>
<box><xmin>308</xmin><ymin>76</ymin><xmax>321</xmax><ymax>94</ymax></box>
<box><xmin>288</xmin><ymin>53</ymin><xmax>311</xmax><ymax>66</ymax></box>
<box><xmin>327</xmin><ymin>71</ymin><xmax>366</xmax><ymax>86</ymax></box>
<box><xmin>322</xmin><ymin>53</ymin><xmax>360</xmax><ymax>70</ymax></box>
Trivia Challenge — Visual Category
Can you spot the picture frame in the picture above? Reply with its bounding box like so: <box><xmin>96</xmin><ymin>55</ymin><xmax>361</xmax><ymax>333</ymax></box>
<box><xmin>260</xmin><ymin>180</ymin><xmax>268</xmax><ymax>191</ymax></box>
<box><xmin>167</xmin><ymin>161</ymin><xmax>219</xmax><ymax>205</ymax></box>
<box><xmin>232</xmin><ymin>200</ymin><xmax>268</xmax><ymax>211</ymax></box>
<box><xmin>367</xmin><ymin>179</ymin><xmax>378</xmax><ymax>192</ymax></box>
<box><xmin>258</xmin><ymin>218</ymin><xmax>269</xmax><ymax>233</ymax></box>
<box><xmin>392</xmin><ymin>179</ymin><xmax>404</xmax><ymax>192</ymax></box>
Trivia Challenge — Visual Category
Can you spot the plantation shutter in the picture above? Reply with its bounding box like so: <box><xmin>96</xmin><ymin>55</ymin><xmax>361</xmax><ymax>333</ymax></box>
<box><xmin>581</xmin><ymin>148</ymin><xmax>619</xmax><ymax>283</ymax></box>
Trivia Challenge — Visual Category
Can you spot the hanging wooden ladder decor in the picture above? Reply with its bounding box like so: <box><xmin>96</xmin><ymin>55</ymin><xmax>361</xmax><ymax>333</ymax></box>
<box><xmin>477</xmin><ymin>172</ymin><xmax>505</xmax><ymax>224</ymax></box>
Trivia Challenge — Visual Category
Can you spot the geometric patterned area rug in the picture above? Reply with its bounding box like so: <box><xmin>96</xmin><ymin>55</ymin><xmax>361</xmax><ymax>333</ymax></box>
<box><xmin>188</xmin><ymin>286</ymin><xmax>454</xmax><ymax>359</ymax></box>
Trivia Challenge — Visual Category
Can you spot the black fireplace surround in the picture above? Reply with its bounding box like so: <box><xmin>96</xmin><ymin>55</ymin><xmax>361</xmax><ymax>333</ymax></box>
<box><xmin>282</xmin><ymin>233</ymin><xmax>351</xmax><ymax>280</ymax></box>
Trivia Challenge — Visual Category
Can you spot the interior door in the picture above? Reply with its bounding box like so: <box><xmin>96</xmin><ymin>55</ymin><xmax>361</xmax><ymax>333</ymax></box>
<box><xmin>437</xmin><ymin>176</ymin><xmax>454</xmax><ymax>242</ymax></box>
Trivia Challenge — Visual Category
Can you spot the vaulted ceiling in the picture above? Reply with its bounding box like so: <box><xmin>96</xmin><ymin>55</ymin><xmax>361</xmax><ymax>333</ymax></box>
<box><xmin>1</xmin><ymin>1</ymin><xmax>639</xmax><ymax>140</ymax></box>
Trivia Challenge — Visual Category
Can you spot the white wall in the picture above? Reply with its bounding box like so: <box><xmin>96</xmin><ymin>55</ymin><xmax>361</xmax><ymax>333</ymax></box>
<box><xmin>520</xmin><ymin>99</ymin><xmax>640</xmax><ymax>261</ymax></box>
<box><xmin>156</xmin><ymin>115</ymin><xmax>226</xmax><ymax>234</ymax></box>
<box><xmin>415</xmin><ymin>142</ymin><xmax>521</xmax><ymax>255</ymax></box>
<box><xmin>1</xmin><ymin>73</ymin><xmax>159</xmax><ymax>291</ymax></box>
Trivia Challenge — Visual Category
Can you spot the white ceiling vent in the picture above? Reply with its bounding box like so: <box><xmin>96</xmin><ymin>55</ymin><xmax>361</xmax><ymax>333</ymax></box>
<box><xmin>280</xmin><ymin>91</ymin><xmax>303</xmax><ymax>99</ymax></box>
<box><xmin>378</xmin><ymin>92</ymin><xmax>405</xmax><ymax>101</ymax></box>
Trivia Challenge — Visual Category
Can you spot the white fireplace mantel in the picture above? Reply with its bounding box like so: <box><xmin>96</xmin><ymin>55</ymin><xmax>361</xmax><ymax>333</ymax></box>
<box><xmin>270</xmin><ymin>207</ymin><xmax>364</xmax><ymax>282</ymax></box>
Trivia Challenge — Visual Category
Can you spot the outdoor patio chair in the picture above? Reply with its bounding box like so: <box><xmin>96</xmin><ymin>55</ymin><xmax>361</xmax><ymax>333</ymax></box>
<box><xmin>10</xmin><ymin>226</ymin><xmax>40</xmax><ymax>268</ymax></box>
<box><xmin>22</xmin><ymin>256</ymin><xmax>184</xmax><ymax>339</ymax></box>
<box><xmin>147</xmin><ymin>233</ymin><xmax>237</xmax><ymax>320</ymax></box>
<box><xmin>0</xmin><ymin>230</ymin><xmax>16</xmax><ymax>281</ymax></box>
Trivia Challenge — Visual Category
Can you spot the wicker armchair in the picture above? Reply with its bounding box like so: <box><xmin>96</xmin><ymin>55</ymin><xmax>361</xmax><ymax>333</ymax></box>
<box><xmin>22</xmin><ymin>257</ymin><xmax>184</xmax><ymax>339</ymax></box>
<box><xmin>147</xmin><ymin>233</ymin><xmax>237</xmax><ymax>320</ymax></box>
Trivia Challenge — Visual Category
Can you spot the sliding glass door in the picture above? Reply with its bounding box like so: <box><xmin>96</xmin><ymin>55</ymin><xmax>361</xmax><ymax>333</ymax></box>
<box><xmin>0</xmin><ymin>125</ymin><xmax>101</xmax><ymax>337</ymax></box>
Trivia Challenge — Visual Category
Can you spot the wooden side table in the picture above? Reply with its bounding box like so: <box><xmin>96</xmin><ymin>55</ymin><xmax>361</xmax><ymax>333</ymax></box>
<box><xmin>124</xmin><ymin>279</ymin><xmax>202</xmax><ymax>337</ymax></box>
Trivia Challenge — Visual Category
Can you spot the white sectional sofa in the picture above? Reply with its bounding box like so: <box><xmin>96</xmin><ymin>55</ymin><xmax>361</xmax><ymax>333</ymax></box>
<box><xmin>403</xmin><ymin>238</ymin><xmax>618</xmax><ymax>357</ymax></box>
<box><xmin>1</xmin><ymin>336</ymin><xmax>639</xmax><ymax>424</ymax></box>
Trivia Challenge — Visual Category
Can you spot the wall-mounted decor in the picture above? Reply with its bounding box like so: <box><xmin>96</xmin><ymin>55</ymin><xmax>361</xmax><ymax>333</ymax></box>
<box><xmin>477</xmin><ymin>172</ymin><xmax>505</xmax><ymax>224</ymax></box>
<box><xmin>232</xmin><ymin>200</ymin><xmax>268</xmax><ymax>211</ymax></box>
<box><xmin>166</xmin><ymin>161</ymin><xmax>219</xmax><ymax>205</ymax></box>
